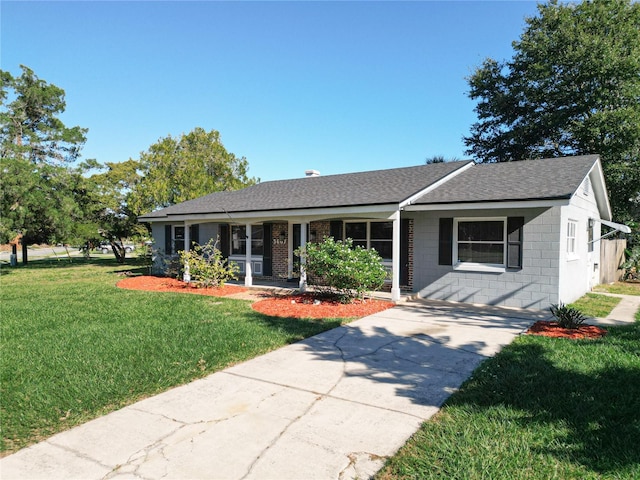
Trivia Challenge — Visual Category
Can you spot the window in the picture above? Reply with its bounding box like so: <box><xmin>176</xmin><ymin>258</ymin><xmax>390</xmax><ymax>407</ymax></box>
<box><xmin>456</xmin><ymin>220</ymin><xmax>505</xmax><ymax>265</ymax></box>
<box><xmin>439</xmin><ymin>217</ymin><xmax>524</xmax><ymax>271</ymax></box>
<box><xmin>174</xmin><ymin>226</ymin><xmax>185</xmax><ymax>253</ymax></box>
<box><xmin>231</xmin><ymin>225</ymin><xmax>264</xmax><ymax>256</ymax></box>
<box><xmin>567</xmin><ymin>220</ymin><xmax>577</xmax><ymax>256</ymax></box>
<box><xmin>370</xmin><ymin>222</ymin><xmax>393</xmax><ymax>260</ymax></box>
<box><xmin>454</xmin><ymin>219</ymin><xmax>506</xmax><ymax>267</ymax></box>
<box><xmin>345</xmin><ymin>222</ymin><xmax>367</xmax><ymax>249</ymax></box>
<box><xmin>344</xmin><ymin>221</ymin><xmax>393</xmax><ymax>260</ymax></box>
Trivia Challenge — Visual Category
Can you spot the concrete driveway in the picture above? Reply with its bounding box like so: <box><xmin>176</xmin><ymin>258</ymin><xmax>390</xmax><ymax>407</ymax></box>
<box><xmin>1</xmin><ymin>300</ymin><xmax>548</xmax><ymax>480</ymax></box>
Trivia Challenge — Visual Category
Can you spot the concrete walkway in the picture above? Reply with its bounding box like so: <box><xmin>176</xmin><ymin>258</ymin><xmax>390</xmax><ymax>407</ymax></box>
<box><xmin>591</xmin><ymin>293</ymin><xmax>640</xmax><ymax>326</ymax></box>
<box><xmin>0</xmin><ymin>300</ymin><xmax>617</xmax><ymax>480</ymax></box>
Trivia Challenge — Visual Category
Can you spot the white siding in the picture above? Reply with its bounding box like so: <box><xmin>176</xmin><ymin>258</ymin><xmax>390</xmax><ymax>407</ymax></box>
<box><xmin>558</xmin><ymin>176</ymin><xmax>602</xmax><ymax>303</ymax></box>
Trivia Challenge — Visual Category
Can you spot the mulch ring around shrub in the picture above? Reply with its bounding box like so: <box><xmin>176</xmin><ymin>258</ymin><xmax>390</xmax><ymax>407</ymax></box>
<box><xmin>251</xmin><ymin>293</ymin><xmax>396</xmax><ymax>319</ymax></box>
<box><xmin>526</xmin><ymin>321</ymin><xmax>607</xmax><ymax>340</ymax></box>
<box><xmin>116</xmin><ymin>275</ymin><xmax>248</xmax><ymax>297</ymax></box>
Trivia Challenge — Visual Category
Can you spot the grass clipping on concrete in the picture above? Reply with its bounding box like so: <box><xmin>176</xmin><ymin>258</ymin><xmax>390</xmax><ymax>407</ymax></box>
<box><xmin>0</xmin><ymin>259</ymin><xmax>343</xmax><ymax>455</ymax></box>
<box><xmin>378</xmin><ymin>323</ymin><xmax>640</xmax><ymax>480</ymax></box>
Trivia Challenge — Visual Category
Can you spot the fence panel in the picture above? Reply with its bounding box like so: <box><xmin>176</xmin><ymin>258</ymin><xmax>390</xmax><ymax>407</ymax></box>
<box><xmin>600</xmin><ymin>238</ymin><xmax>627</xmax><ymax>284</ymax></box>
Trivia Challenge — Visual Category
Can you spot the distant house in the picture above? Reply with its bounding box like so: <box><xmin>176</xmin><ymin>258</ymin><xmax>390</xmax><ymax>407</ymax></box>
<box><xmin>139</xmin><ymin>155</ymin><xmax>627</xmax><ymax>309</ymax></box>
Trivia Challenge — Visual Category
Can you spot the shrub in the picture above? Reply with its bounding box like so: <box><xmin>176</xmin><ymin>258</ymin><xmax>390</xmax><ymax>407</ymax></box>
<box><xmin>550</xmin><ymin>303</ymin><xmax>588</xmax><ymax>329</ymax></box>
<box><xmin>622</xmin><ymin>246</ymin><xmax>640</xmax><ymax>281</ymax></box>
<box><xmin>296</xmin><ymin>237</ymin><xmax>388</xmax><ymax>302</ymax></box>
<box><xmin>178</xmin><ymin>238</ymin><xmax>239</xmax><ymax>288</ymax></box>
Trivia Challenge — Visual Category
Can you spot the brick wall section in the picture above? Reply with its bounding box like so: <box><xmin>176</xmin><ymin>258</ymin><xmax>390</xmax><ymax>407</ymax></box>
<box><xmin>407</xmin><ymin>219</ymin><xmax>414</xmax><ymax>288</ymax></box>
<box><xmin>312</xmin><ymin>221</ymin><xmax>331</xmax><ymax>242</ymax></box>
<box><xmin>271</xmin><ymin>222</ymin><xmax>289</xmax><ymax>280</ymax></box>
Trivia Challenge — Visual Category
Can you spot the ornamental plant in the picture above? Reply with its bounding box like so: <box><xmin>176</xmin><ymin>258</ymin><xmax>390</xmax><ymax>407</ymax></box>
<box><xmin>296</xmin><ymin>237</ymin><xmax>388</xmax><ymax>302</ymax></box>
<box><xmin>549</xmin><ymin>303</ymin><xmax>588</xmax><ymax>329</ymax></box>
<box><xmin>178</xmin><ymin>237</ymin><xmax>239</xmax><ymax>288</ymax></box>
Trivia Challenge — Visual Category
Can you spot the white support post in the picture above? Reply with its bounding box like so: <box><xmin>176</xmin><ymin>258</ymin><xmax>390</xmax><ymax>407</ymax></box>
<box><xmin>391</xmin><ymin>212</ymin><xmax>401</xmax><ymax>302</ymax></box>
<box><xmin>299</xmin><ymin>222</ymin><xmax>308</xmax><ymax>292</ymax></box>
<box><xmin>244</xmin><ymin>223</ymin><xmax>253</xmax><ymax>287</ymax></box>
<box><xmin>183</xmin><ymin>222</ymin><xmax>191</xmax><ymax>283</ymax></box>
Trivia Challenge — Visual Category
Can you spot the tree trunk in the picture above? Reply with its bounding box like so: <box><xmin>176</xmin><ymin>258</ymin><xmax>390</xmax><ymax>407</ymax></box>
<box><xmin>21</xmin><ymin>242</ymin><xmax>28</xmax><ymax>264</ymax></box>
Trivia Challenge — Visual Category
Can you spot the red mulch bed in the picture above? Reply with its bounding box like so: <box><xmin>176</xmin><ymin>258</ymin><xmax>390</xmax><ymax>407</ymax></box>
<box><xmin>116</xmin><ymin>275</ymin><xmax>248</xmax><ymax>297</ymax></box>
<box><xmin>251</xmin><ymin>293</ymin><xmax>395</xmax><ymax>319</ymax></box>
<box><xmin>526</xmin><ymin>321</ymin><xmax>607</xmax><ymax>340</ymax></box>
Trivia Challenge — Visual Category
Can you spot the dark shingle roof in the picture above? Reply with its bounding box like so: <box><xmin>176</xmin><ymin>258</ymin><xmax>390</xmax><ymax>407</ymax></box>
<box><xmin>412</xmin><ymin>155</ymin><xmax>599</xmax><ymax>205</ymax></box>
<box><xmin>140</xmin><ymin>160</ymin><xmax>473</xmax><ymax>219</ymax></box>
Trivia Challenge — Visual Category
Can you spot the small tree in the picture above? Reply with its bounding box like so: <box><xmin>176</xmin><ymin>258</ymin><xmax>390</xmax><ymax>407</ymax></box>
<box><xmin>297</xmin><ymin>237</ymin><xmax>388</xmax><ymax>302</ymax></box>
<box><xmin>178</xmin><ymin>238</ymin><xmax>239</xmax><ymax>288</ymax></box>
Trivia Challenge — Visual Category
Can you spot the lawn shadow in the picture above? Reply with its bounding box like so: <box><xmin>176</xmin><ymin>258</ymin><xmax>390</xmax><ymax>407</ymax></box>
<box><xmin>446</xmin><ymin>325</ymin><xmax>640</xmax><ymax>475</ymax></box>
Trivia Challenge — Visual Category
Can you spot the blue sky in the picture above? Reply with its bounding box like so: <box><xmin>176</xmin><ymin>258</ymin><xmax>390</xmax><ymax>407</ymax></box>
<box><xmin>2</xmin><ymin>1</ymin><xmax>540</xmax><ymax>182</ymax></box>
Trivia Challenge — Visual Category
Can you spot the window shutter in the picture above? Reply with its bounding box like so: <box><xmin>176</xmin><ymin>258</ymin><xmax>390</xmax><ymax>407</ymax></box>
<box><xmin>219</xmin><ymin>224</ymin><xmax>230</xmax><ymax>258</ymax></box>
<box><xmin>329</xmin><ymin>220</ymin><xmax>343</xmax><ymax>241</ymax></box>
<box><xmin>507</xmin><ymin>217</ymin><xmax>524</xmax><ymax>269</ymax></box>
<box><xmin>439</xmin><ymin>218</ymin><xmax>453</xmax><ymax>266</ymax></box>
<box><xmin>262</xmin><ymin>224</ymin><xmax>273</xmax><ymax>276</ymax></box>
<box><xmin>189</xmin><ymin>224</ymin><xmax>200</xmax><ymax>248</ymax></box>
<box><xmin>164</xmin><ymin>225</ymin><xmax>172</xmax><ymax>254</ymax></box>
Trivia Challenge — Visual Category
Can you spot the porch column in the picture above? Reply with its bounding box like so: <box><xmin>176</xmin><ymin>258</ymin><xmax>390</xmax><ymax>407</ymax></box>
<box><xmin>244</xmin><ymin>223</ymin><xmax>253</xmax><ymax>286</ymax></box>
<box><xmin>391</xmin><ymin>211</ymin><xmax>401</xmax><ymax>302</ymax></box>
<box><xmin>183</xmin><ymin>222</ymin><xmax>191</xmax><ymax>283</ymax></box>
<box><xmin>299</xmin><ymin>222</ymin><xmax>307</xmax><ymax>292</ymax></box>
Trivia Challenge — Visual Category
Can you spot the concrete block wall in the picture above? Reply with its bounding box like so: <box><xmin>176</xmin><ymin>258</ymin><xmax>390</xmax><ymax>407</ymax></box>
<box><xmin>410</xmin><ymin>207</ymin><xmax>561</xmax><ymax>310</ymax></box>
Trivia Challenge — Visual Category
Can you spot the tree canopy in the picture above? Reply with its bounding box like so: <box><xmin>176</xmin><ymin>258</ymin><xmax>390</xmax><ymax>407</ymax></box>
<box><xmin>464</xmin><ymin>0</ymin><xmax>640</xmax><ymax>222</ymax></box>
<box><xmin>130</xmin><ymin>127</ymin><xmax>258</xmax><ymax>214</ymax></box>
<box><xmin>0</xmin><ymin>66</ymin><xmax>89</xmax><ymax>254</ymax></box>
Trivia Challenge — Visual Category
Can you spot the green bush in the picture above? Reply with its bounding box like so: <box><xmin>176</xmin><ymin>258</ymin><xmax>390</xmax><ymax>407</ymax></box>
<box><xmin>550</xmin><ymin>303</ymin><xmax>588</xmax><ymax>329</ymax></box>
<box><xmin>296</xmin><ymin>237</ymin><xmax>388</xmax><ymax>302</ymax></box>
<box><xmin>179</xmin><ymin>238</ymin><xmax>239</xmax><ymax>287</ymax></box>
<box><xmin>622</xmin><ymin>245</ymin><xmax>640</xmax><ymax>281</ymax></box>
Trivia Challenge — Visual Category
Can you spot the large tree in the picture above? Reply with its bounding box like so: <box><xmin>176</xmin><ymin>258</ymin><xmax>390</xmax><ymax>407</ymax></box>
<box><xmin>130</xmin><ymin>127</ymin><xmax>257</xmax><ymax>214</ymax></box>
<box><xmin>0</xmin><ymin>66</ymin><xmax>88</xmax><ymax>261</ymax></box>
<box><xmin>85</xmin><ymin>159</ymin><xmax>148</xmax><ymax>262</ymax></box>
<box><xmin>464</xmin><ymin>0</ymin><xmax>640</xmax><ymax>222</ymax></box>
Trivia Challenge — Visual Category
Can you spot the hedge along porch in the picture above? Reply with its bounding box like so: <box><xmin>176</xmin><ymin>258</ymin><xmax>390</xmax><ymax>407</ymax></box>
<box><xmin>139</xmin><ymin>155</ymin><xmax>627</xmax><ymax>309</ymax></box>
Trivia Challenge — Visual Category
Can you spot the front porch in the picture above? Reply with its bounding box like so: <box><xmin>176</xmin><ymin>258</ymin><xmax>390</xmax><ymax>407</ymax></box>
<box><xmin>156</xmin><ymin>216</ymin><xmax>414</xmax><ymax>302</ymax></box>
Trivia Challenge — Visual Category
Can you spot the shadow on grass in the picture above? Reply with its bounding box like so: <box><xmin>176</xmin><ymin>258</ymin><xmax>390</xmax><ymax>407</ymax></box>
<box><xmin>447</xmin><ymin>325</ymin><xmax>640</xmax><ymax>474</ymax></box>
<box><xmin>0</xmin><ymin>256</ymin><xmax>149</xmax><ymax>275</ymax></box>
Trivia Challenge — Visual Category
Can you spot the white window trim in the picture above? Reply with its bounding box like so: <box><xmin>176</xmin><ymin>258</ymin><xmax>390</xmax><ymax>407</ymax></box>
<box><xmin>453</xmin><ymin>217</ymin><xmax>507</xmax><ymax>273</ymax></box>
<box><xmin>567</xmin><ymin>219</ymin><xmax>579</xmax><ymax>260</ymax></box>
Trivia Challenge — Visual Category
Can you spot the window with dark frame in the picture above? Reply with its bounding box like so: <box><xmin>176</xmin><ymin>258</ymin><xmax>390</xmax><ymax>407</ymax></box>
<box><xmin>344</xmin><ymin>221</ymin><xmax>393</xmax><ymax>261</ymax></box>
<box><xmin>231</xmin><ymin>225</ymin><xmax>264</xmax><ymax>256</ymax></box>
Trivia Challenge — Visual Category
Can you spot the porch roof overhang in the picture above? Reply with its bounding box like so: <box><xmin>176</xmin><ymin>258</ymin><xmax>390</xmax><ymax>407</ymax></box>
<box><xmin>140</xmin><ymin>203</ymin><xmax>403</xmax><ymax>225</ymax></box>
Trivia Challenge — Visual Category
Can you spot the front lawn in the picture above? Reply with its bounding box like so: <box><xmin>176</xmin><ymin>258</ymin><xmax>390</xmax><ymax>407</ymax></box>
<box><xmin>568</xmin><ymin>293</ymin><xmax>621</xmax><ymax>318</ymax></box>
<box><xmin>0</xmin><ymin>258</ymin><xmax>342</xmax><ymax>454</ymax></box>
<box><xmin>378</xmin><ymin>323</ymin><xmax>640</xmax><ymax>479</ymax></box>
<box><xmin>593</xmin><ymin>281</ymin><xmax>640</xmax><ymax>296</ymax></box>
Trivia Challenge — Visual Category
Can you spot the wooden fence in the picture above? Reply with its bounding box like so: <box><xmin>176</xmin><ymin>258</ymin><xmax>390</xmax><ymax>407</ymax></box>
<box><xmin>600</xmin><ymin>238</ymin><xmax>627</xmax><ymax>284</ymax></box>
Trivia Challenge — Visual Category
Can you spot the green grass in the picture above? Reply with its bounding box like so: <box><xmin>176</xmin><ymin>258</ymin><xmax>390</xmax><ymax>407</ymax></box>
<box><xmin>378</xmin><ymin>324</ymin><xmax>640</xmax><ymax>480</ymax></box>
<box><xmin>0</xmin><ymin>258</ymin><xmax>342</xmax><ymax>454</ymax></box>
<box><xmin>593</xmin><ymin>282</ymin><xmax>640</xmax><ymax>296</ymax></box>
<box><xmin>568</xmin><ymin>293</ymin><xmax>621</xmax><ymax>318</ymax></box>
